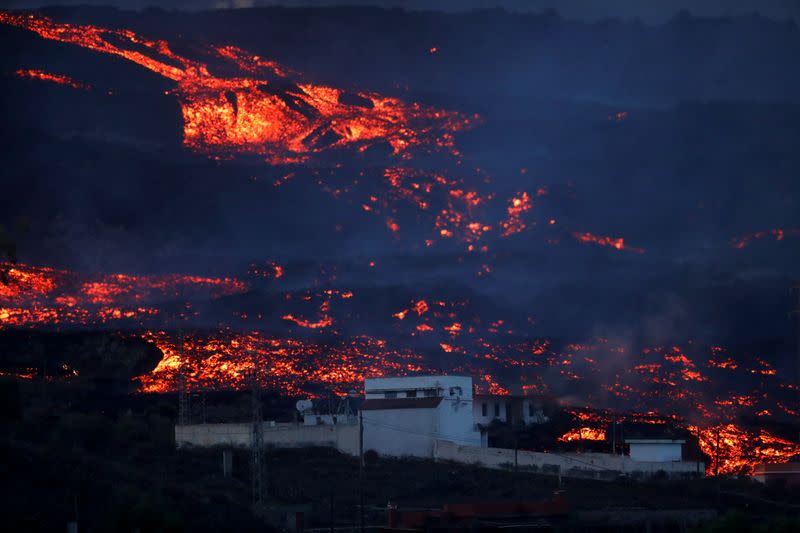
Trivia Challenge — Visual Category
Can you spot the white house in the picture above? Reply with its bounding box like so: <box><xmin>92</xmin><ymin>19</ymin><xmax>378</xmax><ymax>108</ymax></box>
<box><xmin>361</xmin><ymin>375</ymin><xmax>482</xmax><ymax>458</ymax></box>
<box><xmin>625</xmin><ymin>438</ymin><xmax>685</xmax><ymax>462</ymax></box>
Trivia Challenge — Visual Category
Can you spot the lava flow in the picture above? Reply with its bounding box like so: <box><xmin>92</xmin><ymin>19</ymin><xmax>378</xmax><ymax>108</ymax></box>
<box><xmin>0</xmin><ymin>11</ymin><xmax>473</xmax><ymax>164</ymax></box>
<box><xmin>690</xmin><ymin>423</ymin><xmax>800</xmax><ymax>476</ymax></box>
<box><xmin>731</xmin><ymin>228</ymin><xmax>800</xmax><ymax>249</ymax></box>
<box><xmin>137</xmin><ymin>329</ymin><xmax>429</xmax><ymax>396</ymax></box>
<box><xmin>15</xmin><ymin>68</ymin><xmax>88</xmax><ymax>89</ymax></box>
<box><xmin>572</xmin><ymin>231</ymin><xmax>645</xmax><ymax>253</ymax></box>
<box><xmin>3</xmin><ymin>261</ymin><xmax>799</xmax><ymax>475</ymax></box>
<box><xmin>0</xmin><ymin>262</ymin><xmax>246</xmax><ymax>329</ymax></box>
<box><xmin>2</xmin><ymin>11</ymin><xmax>550</xmax><ymax>252</ymax></box>
<box><xmin>4</xmin><ymin>11</ymin><xmax>637</xmax><ymax>256</ymax></box>
<box><xmin>558</xmin><ymin>427</ymin><xmax>607</xmax><ymax>442</ymax></box>
<box><xmin>3</xmin><ymin>10</ymin><xmax>798</xmax><ymax>479</ymax></box>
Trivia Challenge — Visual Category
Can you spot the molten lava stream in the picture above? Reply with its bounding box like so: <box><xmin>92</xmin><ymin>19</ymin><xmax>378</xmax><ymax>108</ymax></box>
<box><xmin>0</xmin><ymin>11</ymin><xmax>474</xmax><ymax>165</ymax></box>
<box><xmin>136</xmin><ymin>329</ymin><xmax>431</xmax><ymax>396</ymax></box>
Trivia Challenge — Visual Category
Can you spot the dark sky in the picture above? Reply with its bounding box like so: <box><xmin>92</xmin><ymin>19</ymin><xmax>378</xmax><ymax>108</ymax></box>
<box><xmin>2</xmin><ymin>0</ymin><xmax>799</xmax><ymax>23</ymax></box>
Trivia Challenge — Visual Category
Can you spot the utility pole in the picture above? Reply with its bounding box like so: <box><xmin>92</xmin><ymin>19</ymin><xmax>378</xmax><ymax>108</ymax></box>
<box><xmin>329</xmin><ymin>484</ymin><xmax>335</xmax><ymax>533</ymax></box>
<box><xmin>178</xmin><ymin>372</ymin><xmax>189</xmax><ymax>425</ymax></box>
<box><xmin>359</xmin><ymin>409</ymin><xmax>365</xmax><ymax>533</ymax></box>
<box><xmin>250</xmin><ymin>351</ymin><xmax>264</xmax><ymax>508</ymax></box>
<box><xmin>792</xmin><ymin>284</ymin><xmax>800</xmax><ymax>443</ymax></box>
<box><xmin>792</xmin><ymin>284</ymin><xmax>800</xmax><ymax>386</ymax></box>
<box><xmin>611</xmin><ymin>420</ymin><xmax>616</xmax><ymax>455</ymax></box>
<box><xmin>176</xmin><ymin>330</ymin><xmax>190</xmax><ymax>426</ymax></box>
<box><xmin>201</xmin><ymin>388</ymin><xmax>206</xmax><ymax>424</ymax></box>
<box><xmin>513</xmin><ymin>437</ymin><xmax>519</xmax><ymax>499</ymax></box>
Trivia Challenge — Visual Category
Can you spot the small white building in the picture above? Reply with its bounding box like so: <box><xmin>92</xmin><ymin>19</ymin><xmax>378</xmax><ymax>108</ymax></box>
<box><xmin>626</xmin><ymin>439</ymin><xmax>685</xmax><ymax>462</ymax></box>
<box><xmin>361</xmin><ymin>375</ymin><xmax>482</xmax><ymax>458</ymax></box>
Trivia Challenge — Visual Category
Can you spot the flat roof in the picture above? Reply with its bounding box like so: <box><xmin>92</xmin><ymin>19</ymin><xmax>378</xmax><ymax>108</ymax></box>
<box><xmin>360</xmin><ymin>397</ymin><xmax>443</xmax><ymax>411</ymax></box>
<box><xmin>364</xmin><ymin>375</ymin><xmax>473</xmax><ymax>395</ymax></box>
<box><xmin>365</xmin><ymin>374</ymin><xmax>470</xmax><ymax>380</ymax></box>
<box><xmin>625</xmin><ymin>439</ymin><xmax>686</xmax><ymax>444</ymax></box>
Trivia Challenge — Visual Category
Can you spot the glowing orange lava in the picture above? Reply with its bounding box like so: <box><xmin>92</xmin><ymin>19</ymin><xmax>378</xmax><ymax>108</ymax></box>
<box><xmin>731</xmin><ymin>228</ymin><xmax>800</xmax><ymax>249</ymax></box>
<box><xmin>573</xmin><ymin>231</ymin><xmax>645</xmax><ymax>253</ymax></box>
<box><xmin>137</xmin><ymin>329</ymin><xmax>428</xmax><ymax>396</ymax></box>
<box><xmin>1</xmin><ymin>11</ymin><xmax>559</xmax><ymax>253</ymax></box>
<box><xmin>0</xmin><ymin>262</ymin><xmax>246</xmax><ymax>329</ymax></box>
<box><xmin>690</xmin><ymin>424</ymin><xmax>800</xmax><ymax>476</ymax></box>
<box><xmin>500</xmin><ymin>192</ymin><xmax>532</xmax><ymax>237</ymax></box>
<box><xmin>3</xmin><ymin>11</ymin><xmax>797</xmax><ymax>479</ymax></box>
<box><xmin>558</xmin><ymin>427</ymin><xmax>607</xmax><ymax>442</ymax></box>
<box><xmin>0</xmin><ymin>11</ymin><xmax>473</xmax><ymax>165</ymax></box>
<box><xmin>15</xmin><ymin>68</ymin><xmax>88</xmax><ymax>89</ymax></box>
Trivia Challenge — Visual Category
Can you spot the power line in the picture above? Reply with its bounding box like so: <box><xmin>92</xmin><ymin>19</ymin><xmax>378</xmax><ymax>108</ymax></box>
<box><xmin>249</xmin><ymin>350</ymin><xmax>265</xmax><ymax>508</ymax></box>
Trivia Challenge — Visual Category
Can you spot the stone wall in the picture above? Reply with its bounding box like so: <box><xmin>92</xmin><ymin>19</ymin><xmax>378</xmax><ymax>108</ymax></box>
<box><xmin>175</xmin><ymin>422</ymin><xmax>359</xmax><ymax>455</ymax></box>
<box><xmin>174</xmin><ymin>423</ymin><xmax>704</xmax><ymax>480</ymax></box>
<box><xmin>433</xmin><ymin>440</ymin><xmax>704</xmax><ymax>479</ymax></box>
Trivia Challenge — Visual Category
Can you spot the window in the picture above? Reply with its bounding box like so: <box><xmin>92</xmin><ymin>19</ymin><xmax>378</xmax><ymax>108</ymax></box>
<box><xmin>481</xmin><ymin>403</ymin><xmax>487</xmax><ymax>417</ymax></box>
<box><xmin>406</xmin><ymin>390</ymin><xmax>417</xmax><ymax>398</ymax></box>
<box><xmin>494</xmin><ymin>403</ymin><xmax>500</xmax><ymax>417</ymax></box>
<box><xmin>449</xmin><ymin>386</ymin><xmax>462</xmax><ymax>397</ymax></box>
<box><xmin>385</xmin><ymin>391</ymin><xmax>397</xmax><ymax>399</ymax></box>
<box><xmin>423</xmin><ymin>389</ymin><xmax>436</xmax><ymax>397</ymax></box>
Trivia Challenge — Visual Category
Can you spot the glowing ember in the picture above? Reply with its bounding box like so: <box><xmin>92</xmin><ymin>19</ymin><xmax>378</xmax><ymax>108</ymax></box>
<box><xmin>500</xmin><ymin>192</ymin><xmax>532</xmax><ymax>237</ymax></box>
<box><xmin>731</xmin><ymin>228</ymin><xmax>800</xmax><ymax>249</ymax></box>
<box><xmin>282</xmin><ymin>312</ymin><xmax>333</xmax><ymax>329</ymax></box>
<box><xmin>15</xmin><ymin>68</ymin><xmax>88</xmax><ymax>89</ymax></box>
<box><xmin>572</xmin><ymin>231</ymin><xmax>644</xmax><ymax>253</ymax></box>
<box><xmin>248</xmin><ymin>261</ymin><xmax>284</xmax><ymax>279</ymax></box>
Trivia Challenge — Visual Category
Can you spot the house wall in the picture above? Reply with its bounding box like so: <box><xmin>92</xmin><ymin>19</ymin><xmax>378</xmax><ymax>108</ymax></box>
<box><xmin>473</xmin><ymin>397</ymin><xmax>548</xmax><ymax>426</ymax></box>
<box><xmin>362</xmin><ymin>407</ymin><xmax>439</xmax><ymax>457</ymax></box>
<box><xmin>629</xmin><ymin>442</ymin><xmax>683</xmax><ymax>462</ymax></box>
<box><xmin>473</xmin><ymin>397</ymin><xmax>510</xmax><ymax>424</ymax></box>
<box><xmin>302</xmin><ymin>413</ymin><xmax>357</xmax><ymax>426</ymax></box>
<box><xmin>522</xmin><ymin>399</ymin><xmax>549</xmax><ymax>424</ymax></box>
<box><xmin>438</xmin><ymin>397</ymin><xmax>482</xmax><ymax>447</ymax></box>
